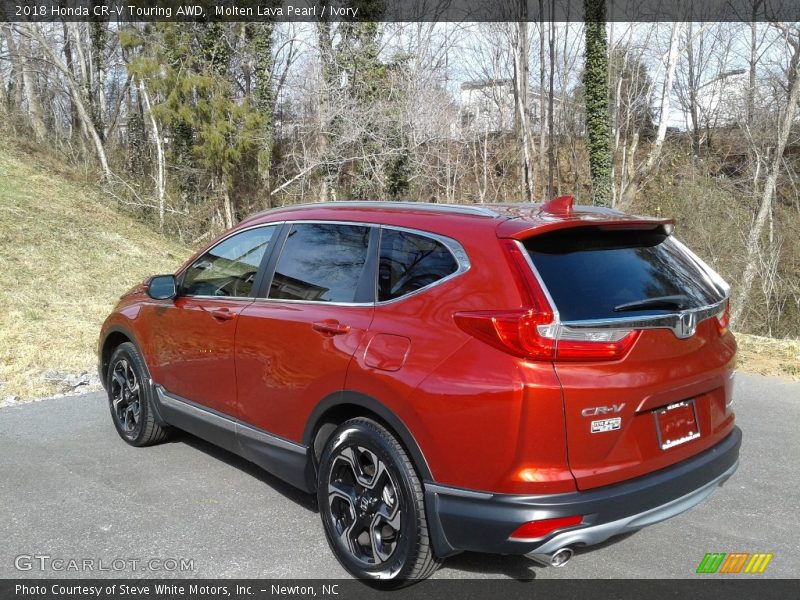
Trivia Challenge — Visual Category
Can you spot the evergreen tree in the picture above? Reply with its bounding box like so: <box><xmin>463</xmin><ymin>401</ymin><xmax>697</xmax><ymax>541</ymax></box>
<box><xmin>123</xmin><ymin>23</ymin><xmax>265</xmax><ymax>228</ymax></box>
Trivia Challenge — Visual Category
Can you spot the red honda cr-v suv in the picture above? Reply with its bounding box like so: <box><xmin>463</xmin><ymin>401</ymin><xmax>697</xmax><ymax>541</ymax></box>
<box><xmin>98</xmin><ymin>198</ymin><xmax>740</xmax><ymax>583</ymax></box>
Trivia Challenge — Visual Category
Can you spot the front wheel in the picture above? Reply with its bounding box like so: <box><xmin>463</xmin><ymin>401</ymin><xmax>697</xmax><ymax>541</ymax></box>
<box><xmin>106</xmin><ymin>342</ymin><xmax>169</xmax><ymax>447</ymax></box>
<box><xmin>317</xmin><ymin>418</ymin><xmax>440</xmax><ymax>585</ymax></box>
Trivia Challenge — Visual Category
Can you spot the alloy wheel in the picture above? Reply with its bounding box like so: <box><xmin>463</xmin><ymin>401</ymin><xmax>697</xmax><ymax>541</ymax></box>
<box><xmin>110</xmin><ymin>359</ymin><xmax>141</xmax><ymax>435</ymax></box>
<box><xmin>327</xmin><ymin>445</ymin><xmax>402</xmax><ymax>567</ymax></box>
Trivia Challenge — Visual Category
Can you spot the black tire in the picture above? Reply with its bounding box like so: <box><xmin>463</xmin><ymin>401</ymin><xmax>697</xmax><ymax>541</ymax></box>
<box><xmin>317</xmin><ymin>418</ymin><xmax>440</xmax><ymax>586</ymax></box>
<box><xmin>106</xmin><ymin>342</ymin><xmax>169</xmax><ymax>447</ymax></box>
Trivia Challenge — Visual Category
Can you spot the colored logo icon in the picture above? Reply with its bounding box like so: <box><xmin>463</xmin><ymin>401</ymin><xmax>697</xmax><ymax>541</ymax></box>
<box><xmin>696</xmin><ymin>552</ymin><xmax>773</xmax><ymax>574</ymax></box>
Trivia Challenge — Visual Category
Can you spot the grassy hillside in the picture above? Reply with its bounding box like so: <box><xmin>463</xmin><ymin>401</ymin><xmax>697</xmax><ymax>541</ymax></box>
<box><xmin>0</xmin><ymin>144</ymin><xmax>190</xmax><ymax>400</ymax></box>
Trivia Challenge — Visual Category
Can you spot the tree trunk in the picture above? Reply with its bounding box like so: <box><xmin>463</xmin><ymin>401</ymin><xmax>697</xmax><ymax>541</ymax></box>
<box><xmin>731</xmin><ymin>38</ymin><xmax>800</xmax><ymax>324</ymax></box>
<box><xmin>17</xmin><ymin>31</ymin><xmax>47</xmax><ymax>142</ymax></box>
<box><xmin>61</xmin><ymin>22</ymin><xmax>82</xmax><ymax>139</ymax></box>
<box><xmin>583</xmin><ymin>0</ymin><xmax>613</xmax><ymax>206</ymax></box>
<box><xmin>247</xmin><ymin>22</ymin><xmax>276</xmax><ymax>198</ymax></box>
<box><xmin>646</xmin><ymin>22</ymin><xmax>682</xmax><ymax>171</ymax></box>
<box><xmin>89</xmin><ymin>20</ymin><xmax>108</xmax><ymax>140</ymax></box>
<box><xmin>538</xmin><ymin>0</ymin><xmax>547</xmax><ymax>197</ymax></box>
<box><xmin>747</xmin><ymin>3</ymin><xmax>762</xmax><ymax>129</ymax></box>
<box><xmin>1</xmin><ymin>24</ymin><xmax>24</xmax><ymax>116</ymax></box>
<box><xmin>316</xmin><ymin>21</ymin><xmax>337</xmax><ymax>202</ymax></box>
<box><xmin>514</xmin><ymin>13</ymin><xmax>533</xmax><ymax>202</ymax></box>
<box><xmin>621</xmin><ymin>22</ymin><xmax>683</xmax><ymax>206</ymax></box>
<box><xmin>547</xmin><ymin>0</ymin><xmax>556</xmax><ymax>197</ymax></box>
<box><xmin>138</xmin><ymin>77</ymin><xmax>166</xmax><ymax>230</ymax></box>
<box><xmin>686</xmin><ymin>23</ymin><xmax>701</xmax><ymax>158</ymax></box>
<box><xmin>222</xmin><ymin>187</ymin><xmax>235</xmax><ymax>229</ymax></box>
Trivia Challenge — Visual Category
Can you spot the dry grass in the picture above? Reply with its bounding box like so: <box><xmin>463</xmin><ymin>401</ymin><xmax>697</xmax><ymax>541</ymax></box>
<box><xmin>0</xmin><ymin>145</ymin><xmax>190</xmax><ymax>399</ymax></box>
<box><xmin>734</xmin><ymin>332</ymin><xmax>800</xmax><ymax>381</ymax></box>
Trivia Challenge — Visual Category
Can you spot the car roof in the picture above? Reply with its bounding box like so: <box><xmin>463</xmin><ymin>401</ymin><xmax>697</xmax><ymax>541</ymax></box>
<box><xmin>239</xmin><ymin>201</ymin><xmax>674</xmax><ymax>239</ymax></box>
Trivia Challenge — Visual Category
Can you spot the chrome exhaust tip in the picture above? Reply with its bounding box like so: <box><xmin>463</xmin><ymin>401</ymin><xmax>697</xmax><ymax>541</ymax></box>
<box><xmin>526</xmin><ymin>547</ymin><xmax>574</xmax><ymax>567</ymax></box>
<box><xmin>550</xmin><ymin>547</ymin><xmax>574</xmax><ymax>567</ymax></box>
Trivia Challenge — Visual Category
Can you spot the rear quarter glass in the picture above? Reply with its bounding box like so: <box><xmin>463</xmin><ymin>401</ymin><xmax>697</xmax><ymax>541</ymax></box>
<box><xmin>525</xmin><ymin>228</ymin><xmax>727</xmax><ymax>321</ymax></box>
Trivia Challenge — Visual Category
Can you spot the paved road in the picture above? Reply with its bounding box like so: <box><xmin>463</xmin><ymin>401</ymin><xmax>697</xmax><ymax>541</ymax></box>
<box><xmin>0</xmin><ymin>373</ymin><xmax>797</xmax><ymax>580</ymax></box>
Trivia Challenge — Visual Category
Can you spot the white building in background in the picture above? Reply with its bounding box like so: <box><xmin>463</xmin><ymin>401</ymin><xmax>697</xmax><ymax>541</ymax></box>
<box><xmin>696</xmin><ymin>69</ymin><xmax>751</xmax><ymax>127</ymax></box>
<box><xmin>459</xmin><ymin>79</ymin><xmax>516</xmax><ymax>135</ymax></box>
<box><xmin>461</xmin><ymin>71</ymin><xmax>776</xmax><ymax>140</ymax></box>
<box><xmin>459</xmin><ymin>79</ymin><xmax>575</xmax><ymax>138</ymax></box>
<box><xmin>665</xmin><ymin>69</ymin><xmax>752</xmax><ymax>131</ymax></box>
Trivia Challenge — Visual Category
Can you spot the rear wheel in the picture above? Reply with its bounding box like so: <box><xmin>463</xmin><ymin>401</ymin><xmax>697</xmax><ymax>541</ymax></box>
<box><xmin>317</xmin><ymin>418</ymin><xmax>440</xmax><ymax>586</ymax></box>
<box><xmin>106</xmin><ymin>342</ymin><xmax>169</xmax><ymax>447</ymax></box>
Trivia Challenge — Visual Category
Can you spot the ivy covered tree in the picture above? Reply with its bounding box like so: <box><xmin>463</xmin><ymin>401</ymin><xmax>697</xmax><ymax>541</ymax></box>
<box><xmin>246</xmin><ymin>22</ymin><xmax>277</xmax><ymax>196</ymax></box>
<box><xmin>583</xmin><ymin>0</ymin><xmax>613</xmax><ymax>206</ymax></box>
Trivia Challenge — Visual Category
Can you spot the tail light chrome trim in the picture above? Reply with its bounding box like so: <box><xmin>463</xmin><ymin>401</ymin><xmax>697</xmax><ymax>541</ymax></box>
<box><xmin>559</xmin><ymin>300</ymin><xmax>729</xmax><ymax>340</ymax></box>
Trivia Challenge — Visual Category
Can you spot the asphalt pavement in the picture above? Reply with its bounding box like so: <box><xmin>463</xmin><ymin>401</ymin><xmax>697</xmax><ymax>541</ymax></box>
<box><xmin>0</xmin><ymin>373</ymin><xmax>797</xmax><ymax>579</ymax></box>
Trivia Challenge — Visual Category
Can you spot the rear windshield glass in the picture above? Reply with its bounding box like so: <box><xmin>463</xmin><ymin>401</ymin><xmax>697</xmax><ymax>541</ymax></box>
<box><xmin>525</xmin><ymin>227</ymin><xmax>725</xmax><ymax>321</ymax></box>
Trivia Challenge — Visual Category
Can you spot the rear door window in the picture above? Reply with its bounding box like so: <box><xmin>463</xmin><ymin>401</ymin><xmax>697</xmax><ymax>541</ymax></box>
<box><xmin>268</xmin><ymin>223</ymin><xmax>371</xmax><ymax>303</ymax></box>
<box><xmin>378</xmin><ymin>229</ymin><xmax>458</xmax><ymax>301</ymax></box>
<box><xmin>525</xmin><ymin>227</ymin><xmax>726</xmax><ymax>321</ymax></box>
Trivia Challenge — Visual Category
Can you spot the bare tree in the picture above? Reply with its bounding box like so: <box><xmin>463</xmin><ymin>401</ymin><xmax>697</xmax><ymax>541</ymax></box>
<box><xmin>136</xmin><ymin>77</ymin><xmax>165</xmax><ymax>230</ymax></box>
<box><xmin>513</xmin><ymin>13</ymin><xmax>534</xmax><ymax>201</ymax></box>
<box><xmin>2</xmin><ymin>24</ymin><xmax>46</xmax><ymax>140</ymax></box>
<box><xmin>25</xmin><ymin>23</ymin><xmax>110</xmax><ymax>179</ymax></box>
<box><xmin>732</xmin><ymin>23</ymin><xmax>800</xmax><ymax>324</ymax></box>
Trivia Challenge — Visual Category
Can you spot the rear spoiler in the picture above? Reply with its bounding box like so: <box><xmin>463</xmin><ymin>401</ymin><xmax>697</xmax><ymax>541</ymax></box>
<box><xmin>496</xmin><ymin>195</ymin><xmax>674</xmax><ymax>239</ymax></box>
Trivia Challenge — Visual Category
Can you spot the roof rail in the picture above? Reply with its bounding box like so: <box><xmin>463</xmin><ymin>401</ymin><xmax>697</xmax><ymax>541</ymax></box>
<box><xmin>245</xmin><ymin>201</ymin><xmax>499</xmax><ymax>221</ymax></box>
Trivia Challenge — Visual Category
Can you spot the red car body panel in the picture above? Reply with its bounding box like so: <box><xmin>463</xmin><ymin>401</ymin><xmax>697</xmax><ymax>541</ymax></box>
<box><xmin>234</xmin><ymin>301</ymin><xmax>374</xmax><ymax>438</ymax></box>
<box><xmin>557</xmin><ymin>323</ymin><xmax>736</xmax><ymax>490</ymax></box>
<box><xmin>148</xmin><ymin>296</ymin><xmax>245</xmax><ymax>415</ymax></box>
<box><xmin>99</xmin><ymin>201</ymin><xmax>737</xmax><ymax>501</ymax></box>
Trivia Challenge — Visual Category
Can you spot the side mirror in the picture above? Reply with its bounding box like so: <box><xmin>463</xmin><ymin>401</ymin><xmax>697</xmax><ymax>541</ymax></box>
<box><xmin>146</xmin><ymin>274</ymin><xmax>177</xmax><ymax>300</ymax></box>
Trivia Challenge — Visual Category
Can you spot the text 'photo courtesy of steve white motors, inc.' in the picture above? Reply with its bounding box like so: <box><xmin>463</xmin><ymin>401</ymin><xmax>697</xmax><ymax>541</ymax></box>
<box><xmin>14</xmin><ymin>583</ymin><xmax>342</xmax><ymax>597</ymax></box>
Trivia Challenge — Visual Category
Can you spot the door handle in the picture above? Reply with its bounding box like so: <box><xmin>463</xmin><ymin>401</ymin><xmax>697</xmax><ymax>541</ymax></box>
<box><xmin>312</xmin><ymin>320</ymin><xmax>351</xmax><ymax>336</ymax></box>
<box><xmin>210</xmin><ymin>308</ymin><xmax>235</xmax><ymax>321</ymax></box>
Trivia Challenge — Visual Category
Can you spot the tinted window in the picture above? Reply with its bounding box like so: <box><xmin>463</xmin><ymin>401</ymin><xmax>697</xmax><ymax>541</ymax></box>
<box><xmin>269</xmin><ymin>223</ymin><xmax>370</xmax><ymax>303</ymax></box>
<box><xmin>181</xmin><ymin>226</ymin><xmax>276</xmax><ymax>297</ymax></box>
<box><xmin>378</xmin><ymin>229</ymin><xmax>458</xmax><ymax>301</ymax></box>
<box><xmin>525</xmin><ymin>228</ymin><xmax>726</xmax><ymax>321</ymax></box>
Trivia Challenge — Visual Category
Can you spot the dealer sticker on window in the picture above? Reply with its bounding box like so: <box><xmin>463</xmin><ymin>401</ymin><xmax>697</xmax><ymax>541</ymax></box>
<box><xmin>591</xmin><ymin>417</ymin><xmax>621</xmax><ymax>433</ymax></box>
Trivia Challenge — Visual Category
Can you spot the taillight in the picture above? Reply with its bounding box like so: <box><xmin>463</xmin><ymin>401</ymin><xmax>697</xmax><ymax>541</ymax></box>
<box><xmin>499</xmin><ymin>239</ymin><xmax>550</xmax><ymax>309</ymax></box>
<box><xmin>716</xmin><ymin>300</ymin><xmax>730</xmax><ymax>335</ymax></box>
<box><xmin>454</xmin><ymin>310</ymin><xmax>556</xmax><ymax>360</ymax></box>
<box><xmin>509</xmin><ymin>515</ymin><xmax>583</xmax><ymax>540</ymax></box>
<box><xmin>454</xmin><ymin>240</ymin><xmax>640</xmax><ymax>362</ymax></box>
<box><xmin>454</xmin><ymin>311</ymin><xmax>640</xmax><ymax>361</ymax></box>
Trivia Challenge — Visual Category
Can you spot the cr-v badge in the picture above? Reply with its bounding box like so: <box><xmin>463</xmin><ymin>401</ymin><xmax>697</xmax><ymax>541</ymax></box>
<box><xmin>581</xmin><ymin>403</ymin><xmax>625</xmax><ymax>417</ymax></box>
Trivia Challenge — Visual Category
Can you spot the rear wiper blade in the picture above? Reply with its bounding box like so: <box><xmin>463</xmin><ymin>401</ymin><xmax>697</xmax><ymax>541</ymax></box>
<box><xmin>613</xmin><ymin>295</ymin><xmax>691</xmax><ymax>312</ymax></box>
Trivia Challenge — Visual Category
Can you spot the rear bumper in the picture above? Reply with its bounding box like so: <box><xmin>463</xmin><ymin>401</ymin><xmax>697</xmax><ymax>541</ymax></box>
<box><xmin>424</xmin><ymin>426</ymin><xmax>741</xmax><ymax>558</ymax></box>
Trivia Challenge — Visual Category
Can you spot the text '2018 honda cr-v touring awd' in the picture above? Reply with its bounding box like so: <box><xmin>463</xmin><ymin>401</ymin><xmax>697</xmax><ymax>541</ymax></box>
<box><xmin>99</xmin><ymin>196</ymin><xmax>740</xmax><ymax>584</ymax></box>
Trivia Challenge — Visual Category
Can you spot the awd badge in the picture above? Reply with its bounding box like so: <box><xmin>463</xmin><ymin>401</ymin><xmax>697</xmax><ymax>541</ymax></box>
<box><xmin>591</xmin><ymin>417</ymin><xmax>621</xmax><ymax>433</ymax></box>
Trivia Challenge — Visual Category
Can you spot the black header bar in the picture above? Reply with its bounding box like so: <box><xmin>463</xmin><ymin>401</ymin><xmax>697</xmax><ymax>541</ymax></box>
<box><xmin>2</xmin><ymin>579</ymin><xmax>799</xmax><ymax>600</ymax></box>
<box><xmin>0</xmin><ymin>0</ymin><xmax>799</xmax><ymax>23</ymax></box>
